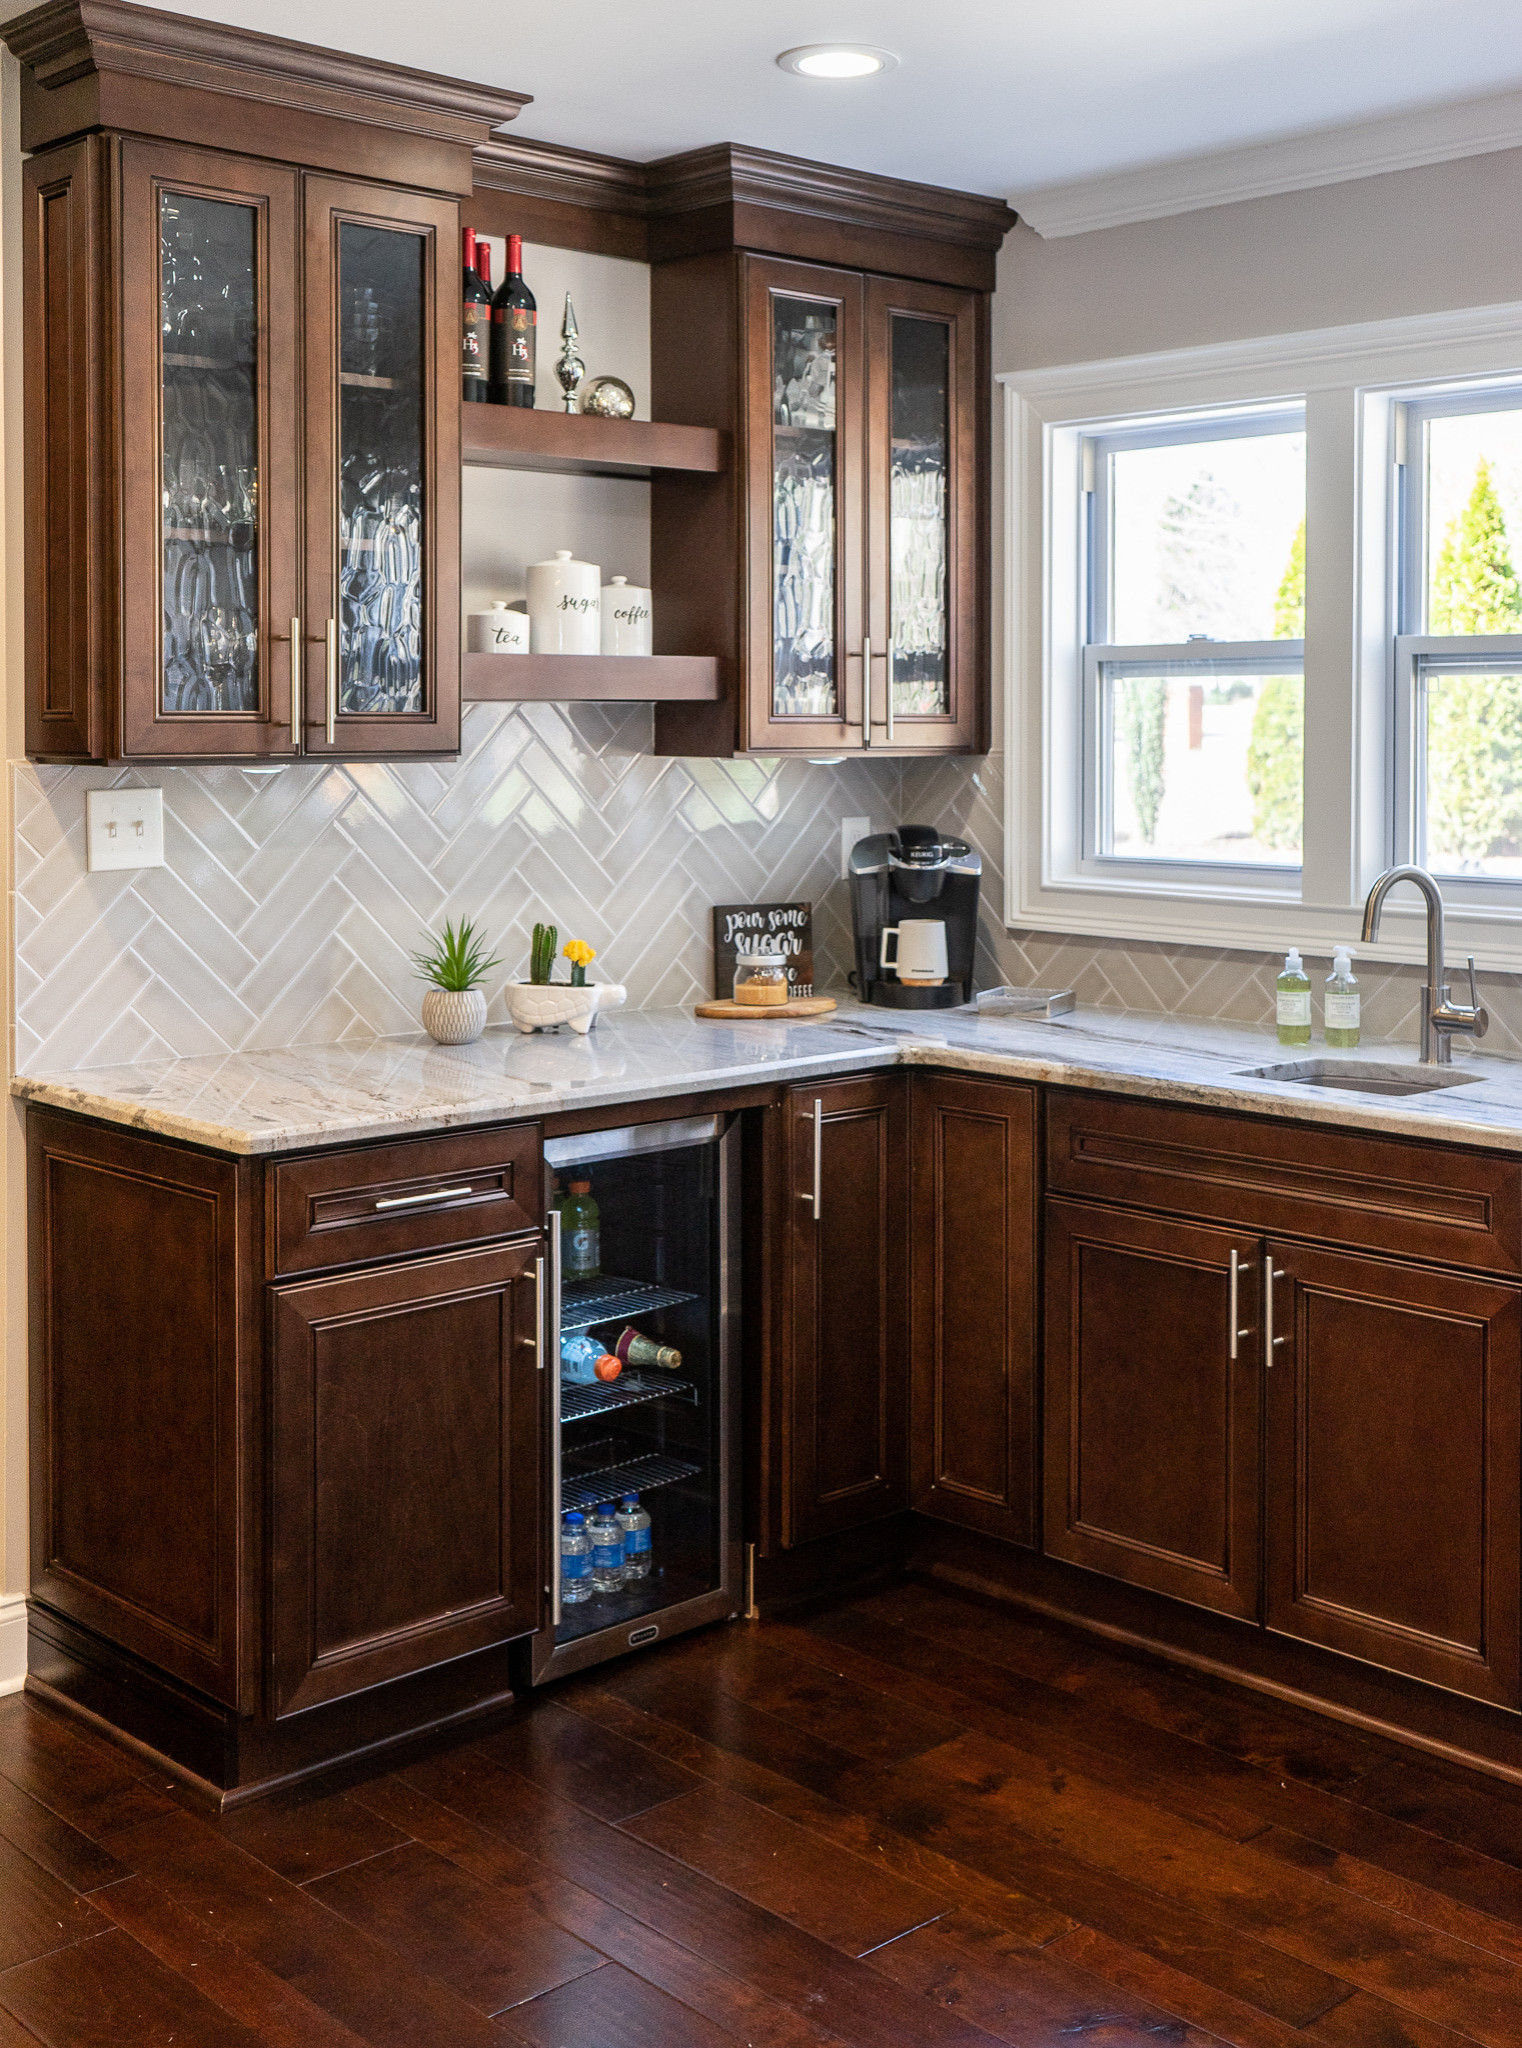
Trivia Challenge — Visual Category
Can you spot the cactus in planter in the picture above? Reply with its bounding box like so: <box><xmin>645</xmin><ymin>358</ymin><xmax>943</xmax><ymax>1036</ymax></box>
<box><xmin>529</xmin><ymin>921</ymin><xmax>559</xmax><ymax>985</ymax></box>
<box><xmin>564</xmin><ymin>940</ymin><xmax>595</xmax><ymax>987</ymax></box>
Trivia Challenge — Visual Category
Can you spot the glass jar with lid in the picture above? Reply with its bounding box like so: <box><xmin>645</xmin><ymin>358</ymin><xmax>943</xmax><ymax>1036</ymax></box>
<box><xmin>732</xmin><ymin>951</ymin><xmax>791</xmax><ymax>1006</ymax></box>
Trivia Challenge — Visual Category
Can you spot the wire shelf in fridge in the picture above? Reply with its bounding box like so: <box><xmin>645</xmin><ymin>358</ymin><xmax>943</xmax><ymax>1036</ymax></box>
<box><xmin>560</xmin><ymin>1274</ymin><xmax>700</xmax><ymax>1332</ymax></box>
<box><xmin>560</xmin><ymin>1369</ymin><xmax>697</xmax><ymax>1423</ymax></box>
<box><xmin>561</xmin><ymin>1452</ymin><xmax>702</xmax><ymax>1513</ymax></box>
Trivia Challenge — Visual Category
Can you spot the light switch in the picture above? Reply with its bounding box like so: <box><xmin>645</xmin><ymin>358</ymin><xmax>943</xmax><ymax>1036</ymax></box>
<box><xmin>841</xmin><ymin>815</ymin><xmax>872</xmax><ymax>878</ymax></box>
<box><xmin>87</xmin><ymin>788</ymin><xmax>165</xmax><ymax>872</ymax></box>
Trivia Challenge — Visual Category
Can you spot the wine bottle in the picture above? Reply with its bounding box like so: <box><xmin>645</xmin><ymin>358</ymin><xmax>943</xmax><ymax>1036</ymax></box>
<box><xmin>490</xmin><ymin>233</ymin><xmax>536</xmax><ymax>408</ymax></box>
<box><xmin>462</xmin><ymin>227</ymin><xmax>490</xmax><ymax>404</ymax></box>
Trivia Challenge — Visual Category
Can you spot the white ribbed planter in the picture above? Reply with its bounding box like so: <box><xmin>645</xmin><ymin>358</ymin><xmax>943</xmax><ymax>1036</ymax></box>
<box><xmin>505</xmin><ymin>981</ymin><xmax>626</xmax><ymax>1035</ymax></box>
<box><xmin>421</xmin><ymin>986</ymin><xmax>487</xmax><ymax>1045</ymax></box>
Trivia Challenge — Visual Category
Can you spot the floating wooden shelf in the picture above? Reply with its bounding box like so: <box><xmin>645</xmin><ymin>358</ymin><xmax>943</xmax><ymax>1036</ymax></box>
<box><xmin>462</xmin><ymin>653</ymin><xmax>723</xmax><ymax>702</ymax></box>
<box><xmin>461</xmin><ymin>404</ymin><xmax>726</xmax><ymax>478</ymax></box>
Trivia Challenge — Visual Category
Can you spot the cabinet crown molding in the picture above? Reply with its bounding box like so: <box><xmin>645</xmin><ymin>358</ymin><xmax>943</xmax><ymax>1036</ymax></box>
<box><xmin>4</xmin><ymin>0</ymin><xmax>530</xmax><ymax>154</ymax></box>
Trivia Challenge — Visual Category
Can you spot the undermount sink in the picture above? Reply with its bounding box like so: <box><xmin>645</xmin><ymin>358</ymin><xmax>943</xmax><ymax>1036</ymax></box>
<box><xmin>1238</xmin><ymin>1058</ymin><xmax>1479</xmax><ymax>1097</ymax></box>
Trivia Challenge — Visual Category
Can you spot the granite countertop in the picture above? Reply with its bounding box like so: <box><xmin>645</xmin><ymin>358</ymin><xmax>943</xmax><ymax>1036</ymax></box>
<box><xmin>18</xmin><ymin>998</ymin><xmax>1522</xmax><ymax>1157</ymax></box>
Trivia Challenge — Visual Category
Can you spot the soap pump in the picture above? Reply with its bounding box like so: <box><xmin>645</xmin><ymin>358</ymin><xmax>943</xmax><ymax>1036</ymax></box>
<box><xmin>1325</xmin><ymin>947</ymin><xmax>1360</xmax><ymax>1049</ymax></box>
<box><xmin>1276</xmin><ymin>947</ymin><xmax>1311</xmax><ymax>1047</ymax></box>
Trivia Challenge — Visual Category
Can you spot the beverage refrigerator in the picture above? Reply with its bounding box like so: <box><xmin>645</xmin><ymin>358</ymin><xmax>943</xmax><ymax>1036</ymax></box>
<box><xmin>518</xmin><ymin>1112</ymin><xmax>743</xmax><ymax>1685</ymax></box>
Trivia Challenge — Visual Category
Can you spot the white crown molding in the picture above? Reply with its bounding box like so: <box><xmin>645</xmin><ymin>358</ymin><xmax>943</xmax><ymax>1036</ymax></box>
<box><xmin>1012</xmin><ymin>85</ymin><xmax>1522</xmax><ymax>240</ymax></box>
<box><xmin>0</xmin><ymin>1594</ymin><xmax>26</xmax><ymax>1696</ymax></box>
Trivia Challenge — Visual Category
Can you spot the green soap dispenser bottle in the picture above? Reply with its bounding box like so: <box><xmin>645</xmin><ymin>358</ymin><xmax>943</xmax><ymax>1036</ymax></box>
<box><xmin>1276</xmin><ymin>946</ymin><xmax>1311</xmax><ymax>1047</ymax></box>
<box><xmin>1324</xmin><ymin>946</ymin><xmax>1361</xmax><ymax>1049</ymax></box>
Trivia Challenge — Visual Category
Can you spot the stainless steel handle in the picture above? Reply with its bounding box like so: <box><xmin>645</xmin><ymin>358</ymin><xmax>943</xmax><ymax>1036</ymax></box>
<box><xmin>1264</xmin><ymin>1255</ymin><xmax>1287</xmax><ymax>1367</ymax></box>
<box><xmin>549</xmin><ymin>1208</ymin><xmax>563</xmax><ymax>1624</ymax></box>
<box><xmin>801</xmin><ymin>1097</ymin><xmax>822</xmax><ymax>1221</ymax></box>
<box><xmin>885</xmin><ymin>636</ymin><xmax>895</xmax><ymax>746</ymax></box>
<box><xmin>373</xmin><ymin>1185</ymin><xmax>473</xmax><ymax>1210</ymax></box>
<box><xmin>861</xmin><ymin>636</ymin><xmax>873</xmax><ymax>746</ymax></box>
<box><xmin>1228</xmin><ymin>1249</ymin><xmax>1239</xmax><ymax>1360</ymax></box>
<box><xmin>325</xmin><ymin>618</ymin><xmax>338</xmax><ymax>746</ymax></box>
<box><xmin>533</xmin><ymin>1255</ymin><xmax>546</xmax><ymax>1369</ymax></box>
<box><xmin>289</xmin><ymin>617</ymin><xmax>301</xmax><ymax>746</ymax></box>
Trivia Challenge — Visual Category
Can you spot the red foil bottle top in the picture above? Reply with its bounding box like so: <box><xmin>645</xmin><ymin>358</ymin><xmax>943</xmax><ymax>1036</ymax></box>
<box><xmin>463</xmin><ymin>226</ymin><xmax>477</xmax><ymax>268</ymax></box>
<box><xmin>507</xmin><ymin>233</ymin><xmax>524</xmax><ymax>276</ymax></box>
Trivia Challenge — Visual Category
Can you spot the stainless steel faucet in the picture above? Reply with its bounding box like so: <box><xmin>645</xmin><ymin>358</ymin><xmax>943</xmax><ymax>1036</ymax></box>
<box><xmin>1359</xmin><ymin>864</ymin><xmax>1488</xmax><ymax>1064</ymax></box>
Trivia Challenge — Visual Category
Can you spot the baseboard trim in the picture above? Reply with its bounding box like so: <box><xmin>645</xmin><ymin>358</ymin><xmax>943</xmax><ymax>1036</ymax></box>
<box><xmin>0</xmin><ymin>1595</ymin><xmax>26</xmax><ymax>1696</ymax></box>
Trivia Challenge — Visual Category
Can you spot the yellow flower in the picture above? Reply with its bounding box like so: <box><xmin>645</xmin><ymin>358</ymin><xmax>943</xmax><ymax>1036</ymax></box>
<box><xmin>563</xmin><ymin>940</ymin><xmax>596</xmax><ymax>966</ymax></box>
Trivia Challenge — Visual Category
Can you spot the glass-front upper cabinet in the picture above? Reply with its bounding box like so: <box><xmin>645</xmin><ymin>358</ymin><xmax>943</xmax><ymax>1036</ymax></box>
<box><xmin>866</xmin><ymin>276</ymin><xmax>982</xmax><ymax>754</ymax></box>
<box><xmin>119</xmin><ymin>143</ymin><xmax>299</xmax><ymax>758</ymax></box>
<box><xmin>303</xmin><ymin>177</ymin><xmax>459</xmax><ymax>758</ymax></box>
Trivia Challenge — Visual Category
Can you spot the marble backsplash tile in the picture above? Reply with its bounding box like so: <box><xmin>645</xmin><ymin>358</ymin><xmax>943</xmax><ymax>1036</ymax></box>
<box><xmin>13</xmin><ymin>714</ymin><xmax>1522</xmax><ymax>1072</ymax></box>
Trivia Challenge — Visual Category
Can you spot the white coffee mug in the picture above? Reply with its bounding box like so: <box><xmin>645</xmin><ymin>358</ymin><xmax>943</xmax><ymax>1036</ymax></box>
<box><xmin>880</xmin><ymin>919</ymin><xmax>949</xmax><ymax>985</ymax></box>
<box><xmin>600</xmin><ymin>576</ymin><xmax>653</xmax><ymax>656</ymax></box>
<box><xmin>526</xmin><ymin>550</ymin><xmax>600</xmax><ymax>655</ymax></box>
<box><xmin>466</xmin><ymin>601</ymin><xmax>528</xmax><ymax>654</ymax></box>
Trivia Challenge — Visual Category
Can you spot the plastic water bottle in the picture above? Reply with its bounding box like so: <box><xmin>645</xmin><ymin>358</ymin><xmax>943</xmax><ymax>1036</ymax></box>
<box><xmin>617</xmin><ymin>1493</ymin><xmax>652</xmax><ymax>1580</ymax></box>
<box><xmin>561</xmin><ymin>1333</ymin><xmax>619</xmax><ymax>1384</ymax></box>
<box><xmin>587</xmin><ymin>1501</ymin><xmax>624</xmax><ymax>1593</ymax></box>
<box><xmin>560</xmin><ymin>1511</ymin><xmax>592</xmax><ymax>1605</ymax></box>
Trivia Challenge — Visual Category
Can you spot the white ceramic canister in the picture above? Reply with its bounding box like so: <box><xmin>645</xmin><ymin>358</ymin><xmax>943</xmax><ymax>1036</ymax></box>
<box><xmin>466</xmin><ymin>601</ymin><xmax>529</xmax><ymax>654</ymax></box>
<box><xmin>600</xmin><ymin>576</ymin><xmax>653</xmax><ymax>656</ymax></box>
<box><xmin>527</xmin><ymin>550</ymin><xmax>601</xmax><ymax>655</ymax></box>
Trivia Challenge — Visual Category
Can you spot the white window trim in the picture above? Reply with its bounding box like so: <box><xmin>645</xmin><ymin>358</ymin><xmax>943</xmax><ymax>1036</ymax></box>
<box><xmin>1000</xmin><ymin>296</ymin><xmax>1522</xmax><ymax>973</ymax></box>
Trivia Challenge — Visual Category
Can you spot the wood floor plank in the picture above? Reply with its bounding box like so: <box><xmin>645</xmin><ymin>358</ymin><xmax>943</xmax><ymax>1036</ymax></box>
<box><xmin>866</xmin><ymin>1910</ymin><xmax>1234</xmax><ymax>2048</ymax></box>
<box><xmin>309</xmin><ymin>1841</ymin><xmax>606</xmax><ymax>2015</ymax></box>
<box><xmin>0</xmin><ymin>1835</ymin><xmax>110</xmax><ymax>1974</ymax></box>
<box><xmin>565</xmin><ymin>1683</ymin><xmax>1077</xmax><ymax>1947</ymax></box>
<box><xmin>0</xmin><ymin>1702</ymin><xmax>176</xmax><ymax>1845</ymax></box>
<box><xmin>623</xmin><ymin>1782</ymin><xmax>950</xmax><ymax>1955</ymax></box>
<box><xmin>891</xmin><ymin>1732</ymin><xmax>1522</xmax><ymax>2047</ymax></box>
<box><xmin>0</xmin><ymin>1926</ymin><xmax>266</xmax><ymax>2047</ymax></box>
<box><xmin>0</xmin><ymin>1776</ymin><xmax>127</xmax><ymax>1896</ymax></box>
<box><xmin>218</xmin><ymin>1789</ymin><xmax>411</xmax><ymax>1887</ymax></box>
<box><xmin>351</xmin><ymin>1771</ymin><xmax>858</xmax><ymax>2048</ymax></box>
<box><xmin>102</xmin><ymin>1809</ymin><xmax>526</xmax><ymax>2048</ymax></box>
<box><xmin>0</xmin><ymin>2008</ymin><xmax>40</xmax><ymax>2047</ymax></box>
<box><xmin>93</xmin><ymin>1874</ymin><xmax>376</xmax><ymax>2048</ymax></box>
<box><xmin>475</xmin><ymin>1699</ymin><xmax>703</xmax><ymax>1822</ymax></box>
<box><xmin>1251</xmin><ymin>1826</ymin><xmax>1522</xmax><ymax>1968</ymax></box>
<box><xmin>1352</xmin><ymin>1760</ymin><xmax>1522</xmax><ymax>1873</ymax></box>
<box><xmin>509</xmin><ymin>1960</ymin><xmax>747</xmax><ymax>2048</ymax></box>
<box><xmin>397</xmin><ymin>1743</ymin><xmax>1012</xmax><ymax>2048</ymax></box>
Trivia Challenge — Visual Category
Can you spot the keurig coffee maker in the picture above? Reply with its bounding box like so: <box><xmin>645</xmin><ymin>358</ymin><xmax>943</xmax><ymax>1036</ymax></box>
<box><xmin>849</xmin><ymin>825</ymin><xmax>980</xmax><ymax>1008</ymax></box>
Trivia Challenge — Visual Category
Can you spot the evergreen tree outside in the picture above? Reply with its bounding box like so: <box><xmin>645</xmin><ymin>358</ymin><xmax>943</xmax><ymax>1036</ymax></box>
<box><xmin>1426</xmin><ymin>459</ymin><xmax>1522</xmax><ymax>867</ymax></box>
<box><xmin>1246</xmin><ymin>517</ymin><xmax>1305</xmax><ymax>854</ymax></box>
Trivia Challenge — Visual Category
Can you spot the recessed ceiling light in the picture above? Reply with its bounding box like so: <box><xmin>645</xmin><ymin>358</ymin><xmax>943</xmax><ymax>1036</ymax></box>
<box><xmin>776</xmin><ymin>44</ymin><xmax>898</xmax><ymax>80</ymax></box>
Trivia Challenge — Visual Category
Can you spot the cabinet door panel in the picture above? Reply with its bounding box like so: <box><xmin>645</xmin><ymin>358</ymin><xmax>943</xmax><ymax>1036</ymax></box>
<box><xmin>865</xmin><ymin>275</ymin><xmax>985</xmax><ymax>753</ymax></box>
<box><xmin>912</xmin><ymin>1074</ymin><xmax>1037</xmax><ymax>1542</ymax></box>
<box><xmin>119</xmin><ymin>141</ymin><xmax>301</xmax><ymax>759</ymax></box>
<box><xmin>1266</xmin><ymin>1242</ymin><xmax>1521</xmax><ymax>1706</ymax></box>
<box><xmin>270</xmin><ymin>1241</ymin><xmax>541</xmax><ymax>1716</ymax></box>
<box><xmin>784</xmin><ymin>1077</ymin><xmax>909</xmax><ymax>1545</ymax></box>
<box><xmin>1045</xmin><ymin>1199</ymin><xmax>1262</xmax><ymax>1619</ymax></box>
<box><xmin>302</xmin><ymin>175</ymin><xmax>459</xmax><ymax>757</ymax></box>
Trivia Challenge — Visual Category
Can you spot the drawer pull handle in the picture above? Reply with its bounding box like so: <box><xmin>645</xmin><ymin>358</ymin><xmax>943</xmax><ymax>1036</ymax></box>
<box><xmin>373</xmin><ymin>1184</ymin><xmax>474</xmax><ymax>1211</ymax></box>
<box><xmin>1264</xmin><ymin>1256</ymin><xmax>1287</xmax><ymax>1366</ymax></box>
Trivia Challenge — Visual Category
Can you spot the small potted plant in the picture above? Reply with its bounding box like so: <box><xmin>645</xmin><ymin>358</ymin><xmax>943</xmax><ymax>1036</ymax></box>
<box><xmin>504</xmin><ymin>921</ymin><xmax>626</xmax><ymax>1035</ymax></box>
<box><xmin>412</xmin><ymin>917</ymin><xmax>501</xmax><ymax>1045</ymax></box>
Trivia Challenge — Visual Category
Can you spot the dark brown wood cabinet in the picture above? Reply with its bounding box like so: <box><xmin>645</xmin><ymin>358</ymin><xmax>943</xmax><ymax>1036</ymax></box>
<box><xmin>7</xmin><ymin>1</ymin><xmax>520</xmax><ymax>762</ymax></box>
<box><xmin>1264</xmin><ymin>1240</ymin><xmax>1521</xmax><ymax>1706</ymax></box>
<box><xmin>780</xmin><ymin>1076</ymin><xmax>910</xmax><ymax>1546</ymax></box>
<box><xmin>910</xmin><ymin>1072</ymin><xmax>1038</xmax><ymax>1544</ymax></box>
<box><xmin>269</xmin><ymin>1241</ymin><xmax>543</xmax><ymax>1716</ymax></box>
<box><xmin>1045</xmin><ymin>1198</ymin><xmax>1264</xmax><ymax>1622</ymax></box>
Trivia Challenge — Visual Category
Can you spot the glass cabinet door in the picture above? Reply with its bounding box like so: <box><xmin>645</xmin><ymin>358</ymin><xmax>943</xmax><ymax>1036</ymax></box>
<box><xmin>304</xmin><ymin>178</ymin><xmax>459</xmax><ymax>758</ymax></box>
<box><xmin>867</xmin><ymin>278</ymin><xmax>983</xmax><ymax>753</ymax></box>
<box><xmin>745</xmin><ymin>260</ymin><xmax>863</xmax><ymax>753</ymax></box>
<box><xmin>118</xmin><ymin>144</ymin><xmax>299</xmax><ymax>758</ymax></box>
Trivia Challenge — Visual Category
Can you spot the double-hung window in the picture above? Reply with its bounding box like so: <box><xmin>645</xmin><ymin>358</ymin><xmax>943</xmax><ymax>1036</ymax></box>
<box><xmin>1080</xmin><ymin>410</ymin><xmax>1306</xmax><ymax>879</ymax></box>
<box><xmin>1395</xmin><ymin>388</ymin><xmax>1522</xmax><ymax>883</ymax></box>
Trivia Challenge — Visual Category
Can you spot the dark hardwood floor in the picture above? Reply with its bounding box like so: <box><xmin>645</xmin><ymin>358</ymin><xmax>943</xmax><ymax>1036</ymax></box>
<box><xmin>3</xmin><ymin>1580</ymin><xmax>1522</xmax><ymax>2045</ymax></box>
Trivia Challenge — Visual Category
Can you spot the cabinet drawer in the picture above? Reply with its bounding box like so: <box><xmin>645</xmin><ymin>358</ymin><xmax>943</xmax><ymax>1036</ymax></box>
<box><xmin>269</xmin><ymin>1125</ymin><xmax>541</xmax><ymax>1274</ymax></box>
<box><xmin>1047</xmin><ymin>1090</ymin><xmax>1522</xmax><ymax>1275</ymax></box>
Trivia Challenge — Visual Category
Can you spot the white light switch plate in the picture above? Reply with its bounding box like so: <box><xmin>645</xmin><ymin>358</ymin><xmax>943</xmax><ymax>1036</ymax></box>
<box><xmin>841</xmin><ymin>815</ymin><xmax>873</xmax><ymax>878</ymax></box>
<box><xmin>87</xmin><ymin>788</ymin><xmax>165</xmax><ymax>872</ymax></box>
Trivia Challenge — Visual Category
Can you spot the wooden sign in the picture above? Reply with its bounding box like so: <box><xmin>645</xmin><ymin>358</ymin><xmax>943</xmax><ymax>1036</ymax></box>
<box><xmin>711</xmin><ymin>901</ymin><xmax>814</xmax><ymax>1000</ymax></box>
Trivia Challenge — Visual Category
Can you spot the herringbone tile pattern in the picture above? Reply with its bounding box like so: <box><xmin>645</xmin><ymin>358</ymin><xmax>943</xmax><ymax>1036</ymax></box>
<box><xmin>16</xmin><ymin>713</ymin><xmax>1522</xmax><ymax>1073</ymax></box>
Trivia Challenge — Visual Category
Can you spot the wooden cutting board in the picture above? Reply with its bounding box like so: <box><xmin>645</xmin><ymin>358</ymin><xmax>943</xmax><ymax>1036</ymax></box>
<box><xmin>694</xmin><ymin>996</ymin><xmax>838</xmax><ymax>1020</ymax></box>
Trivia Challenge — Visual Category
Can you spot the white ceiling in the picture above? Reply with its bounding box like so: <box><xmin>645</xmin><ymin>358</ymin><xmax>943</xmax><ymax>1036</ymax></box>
<box><xmin>81</xmin><ymin>0</ymin><xmax>1522</xmax><ymax>203</ymax></box>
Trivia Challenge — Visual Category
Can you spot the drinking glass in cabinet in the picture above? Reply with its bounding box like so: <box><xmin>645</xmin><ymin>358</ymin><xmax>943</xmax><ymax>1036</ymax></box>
<box><xmin>337</xmin><ymin>223</ymin><xmax>426</xmax><ymax>717</ymax></box>
<box><xmin>772</xmin><ymin>297</ymin><xmax>838</xmax><ymax>719</ymax></box>
<box><xmin>890</xmin><ymin>315</ymin><xmax>950</xmax><ymax>721</ymax></box>
<box><xmin>159</xmin><ymin>192</ymin><xmax>260</xmax><ymax>715</ymax></box>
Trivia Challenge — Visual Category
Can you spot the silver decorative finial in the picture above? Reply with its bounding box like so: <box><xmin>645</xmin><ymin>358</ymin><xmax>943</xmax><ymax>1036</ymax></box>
<box><xmin>556</xmin><ymin>293</ymin><xmax>585</xmax><ymax>413</ymax></box>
